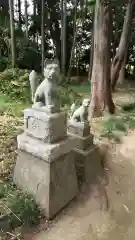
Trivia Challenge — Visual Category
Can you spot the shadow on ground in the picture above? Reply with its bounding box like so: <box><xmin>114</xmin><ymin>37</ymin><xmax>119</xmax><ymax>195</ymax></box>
<box><xmin>30</xmin><ymin>131</ymin><xmax>135</xmax><ymax>240</ymax></box>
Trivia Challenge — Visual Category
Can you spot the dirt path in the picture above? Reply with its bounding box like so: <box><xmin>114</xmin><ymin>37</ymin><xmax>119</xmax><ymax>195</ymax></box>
<box><xmin>32</xmin><ymin>132</ymin><xmax>135</xmax><ymax>240</ymax></box>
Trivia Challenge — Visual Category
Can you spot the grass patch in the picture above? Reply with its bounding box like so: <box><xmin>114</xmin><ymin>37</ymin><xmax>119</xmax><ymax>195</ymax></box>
<box><xmin>122</xmin><ymin>116</ymin><xmax>135</xmax><ymax>129</ymax></box>
<box><xmin>100</xmin><ymin>131</ymin><xmax>121</xmax><ymax>143</ymax></box>
<box><xmin>0</xmin><ymin>182</ymin><xmax>41</xmax><ymax>228</ymax></box>
<box><xmin>102</xmin><ymin>117</ymin><xmax>127</xmax><ymax>133</ymax></box>
<box><xmin>100</xmin><ymin>114</ymin><xmax>135</xmax><ymax>142</ymax></box>
<box><xmin>100</xmin><ymin>117</ymin><xmax>127</xmax><ymax>143</ymax></box>
<box><xmin>70</xmin><ymin>82</ymin><xmax>90</xmax><ymax>95</ymax></box>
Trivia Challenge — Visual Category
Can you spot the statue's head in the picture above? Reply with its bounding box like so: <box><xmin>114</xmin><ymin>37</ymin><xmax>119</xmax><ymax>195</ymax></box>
<box><xmin>44</xmin><ymin>58</ymin><xmax>60</xmax><ymax>80</ymax></box>
<box><xmin>82</xmin><ymin>99</ymin><xmax>90</xmax><ymax>108</ymax></box>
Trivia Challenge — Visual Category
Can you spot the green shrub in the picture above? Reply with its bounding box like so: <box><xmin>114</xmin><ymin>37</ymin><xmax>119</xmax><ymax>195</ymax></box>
<box><xmin>0</xmin><ymin>68</ymin><xmax>83</xmax><ymax>109</ymax></box>
<box><xmin>121</xmin><ymin>102</ymin><xmax>135</xmax><ymax>112</ymax></box>
<box><xmin>0</xmin><ymin>57</ymin><xmax>9</xmax><ymax>72</ymax></box>
<box><xmin>0</xmin><ymin>183</ymin><xmax>8</xmax><ymax>198</ymax></box>
<box><xmin>16</xmin><ymin>40</ymin><xmax>41</xmax><ymax>72</ymax></box>
<box><xmin>0</xmin><ymin>68</ymin><xmax>30</xmax><ymax>101</ymax></box>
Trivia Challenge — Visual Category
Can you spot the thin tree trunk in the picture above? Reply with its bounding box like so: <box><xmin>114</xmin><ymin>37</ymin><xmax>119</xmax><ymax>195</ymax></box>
<box><xmin>89</xmin><ymin>0</ymin><xmax>115</xmax><ymax>119</ymax></box>
<box><xmin>18</xmin><ymin>0</ymin><xmax>21</xmax><ymax>27</ymax></box>
<box><xmin>33</xmin><ymin>0</ymin><xmax>36</xmax><ymax>42</ymax></box>
<box><xmin>67</xmin><ymin>1</ymin><xmax>77</xmax><ymax>80</ymax></box>
<box><xmin>9</xmin><ymin>0</ymin><xmax>16</xmax><ymax>68</ymax></box>
<box><xmin>111</xmin><ymin>1</ymin><xmax>135</xmax><ymax>91</ymax></box>
<box><xmin>61</xmin><ymin>0</ymin><xmax>66</xmax><ymax>74</ymax></box>
<box><xmin>61</xmin><ymin>0</ymin><xmax>63</xmax><ymax>71</ymax></box>
<box><xmin>88</xmin><ymin>10</ymin><xmax>95</xmax><ymax>81</ymax></box>
<box><xmin>41</xmin><ymin>0</ymin><xmax>45</xmax><ymax>77</ymax></box>
<box><xmin>24</xmin><ymin>0</ymin><xmax>28</xmax><ymax>40</ymax></box>
<box><xmin>36</xmin><ymin>33</ymin><xmax>38</xmax><ymax>45</ymax></box>
<box><xmin>118</xmin><ymin>52</ymin><xmax>127</xmax><ymax>85</ymax></box>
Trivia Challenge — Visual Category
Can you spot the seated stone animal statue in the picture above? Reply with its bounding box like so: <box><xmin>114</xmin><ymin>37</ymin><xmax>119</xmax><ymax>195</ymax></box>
<box><xmin>70</xmin><ymin>99</ymin><xmax>90</xmax><ymax>122</ymax></box>
<box><xmin>30</xmin><ymin>58</ymin><xmax>60</xmax><ymax>109</ymax></box>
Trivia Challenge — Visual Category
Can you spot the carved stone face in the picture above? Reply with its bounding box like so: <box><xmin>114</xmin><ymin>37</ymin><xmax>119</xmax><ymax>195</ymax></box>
<box><xmin>44</xmin><ymin>59</ymin><xmax>60</xmax><ymax>80</ymax></box>
<box><xmin>82</xmin><ymin>99</ymin><xmax>90</xmax><ymax>107</ymax></box>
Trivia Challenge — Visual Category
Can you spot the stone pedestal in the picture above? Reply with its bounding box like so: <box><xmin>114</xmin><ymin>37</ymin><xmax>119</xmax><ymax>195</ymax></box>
<box><xmin>68</xmin><ymin>120</ymin><xmax>104</xmax><ymax>185</ymax></box>
<box><xmin>13</xmin><ymin>108</ymin><xmax>78</xmax><ymax>219</ymax></box>
<box><xmin>24</xmin><ymin>108</ymin><xmax>67</xmax><ymax>143</ymax></box>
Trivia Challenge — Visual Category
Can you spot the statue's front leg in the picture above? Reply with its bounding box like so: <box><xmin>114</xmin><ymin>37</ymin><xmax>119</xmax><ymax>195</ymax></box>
<box><xmin>80</xmin><ymin>112</ymin><xmax>85</xmax><ymax>122</ymax></box>
<box><xmin>45</xmin><ymin>92</ymin><xmax>52</xmax><ymax>107</ymax></box>
<box><xmin>33</xmin><ymin>93</ymin><xmax>38</xmax><ymax>104</ymax></box>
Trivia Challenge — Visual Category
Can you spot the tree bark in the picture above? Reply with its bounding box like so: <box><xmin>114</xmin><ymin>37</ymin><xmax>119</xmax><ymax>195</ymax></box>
<box><xmin>67</xmin><ymin>1</ymin><xmax>77</xmax><ymax>80</ymax></box>
<box><xmin>88</xmin><ymin>9</ymin><xmax>95</xmax><ymax>81</ymax></box>
<box><xmin>117</xmin><ymin>52</ymin><xmax>127</xmax><ymax>85</ymax></box>
<box><xmin>33</xmin><ymin>0</ymin><xmax>36</xmax><ymax>42</ymax></box>
<box><xmin>24</xmin><ymin>0</ymin><xmax>28</xmax><ymax>40</ymax></box>
<box><xmin>111</xmin><ymin>1</ymin><xmax>135</xmax><ymax>91</ymax></box>
<box><xmin>9</xmin><ymin>0</ymin><xmax>16</xmax><ymax>68</ymax></box>
<box><xmin>18</xmin><ymin>0</ymin><xmax>21</xmax><ymax>28</ymax></box>
<box><xmin>61</xmin><ymin>0</ymin><xmax>66</xmax><ymax>74</ymax></box>
<box><xmin>41</xmin><ymin>0</ymin><xmax>45</xmax><ymax>77</ymax></box>
<box><xmin>89</xmin><ymin>0</ymin><xmax>115</xmax><ymax>119</ymax></box>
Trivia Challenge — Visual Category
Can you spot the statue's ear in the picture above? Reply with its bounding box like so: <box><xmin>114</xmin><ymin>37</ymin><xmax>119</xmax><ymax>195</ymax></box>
<box><xmin>53</xmin><ymin>58</ymin><xmax>59</xmax><ymax>66</ymax></box>
<box><xmin>44</xmin><ymin>58</ymin><xmax>59</xmax><ymax>68</ymax></box>
<box><xmin>44</xmin><ymin>59</ymin><xmax>50</xmax><ymax>67</ymax></box>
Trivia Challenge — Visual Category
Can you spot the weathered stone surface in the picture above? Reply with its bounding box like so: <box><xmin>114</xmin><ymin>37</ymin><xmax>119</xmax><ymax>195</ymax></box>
<box><xmin>24</xmin><ymin>108</ymin><xmax>67</xmax><ymax>143</ymax></box>
<box><xmin>68</xmin><ymin>133</ymin><xmax>93</xmax><ymax>151</ymax></box>
<box><xmin>17</xmin><ymin>133</ymin><xmax>76</xmax><ymax>163</ymax></box>
<box><xmin>32</xmin><ymin>105</ymin><xmax>59</xmax><ymax>114</ymax></box>
<box><xmin>68</xmin><ymin>120</ymin><xmax>90</xmax><ymax>137</ymax></box>
<box><xmin>13</xmin><ymin>150</ymin><xmax>78</xmax><ymax>219</ymax></box>
<box><xmin>32</xmin><ymin>59</ymin><xmax>60</xmax><ymax>111</ymax></box>
<box><xmin>74</xmin><ymin>146</ymin><xmax>104</xmax><ymax>184</ymax></box>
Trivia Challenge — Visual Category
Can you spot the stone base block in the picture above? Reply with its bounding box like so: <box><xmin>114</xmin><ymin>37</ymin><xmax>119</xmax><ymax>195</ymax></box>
<box><xmin>74</xmin><ymin>146</ymin><xmax>104</xmax><ymax>185</ymax></box>
<box><xmin>17</xmin><ymin>133</ymin><xmax>76</xmax><ymax>162</ymax></box>
<box><xmin>68</xmin><ymin>120</ymin><xmax>90</xmax><ymax>137</ymax></box>
<box><xmin>24</xmin><ymin>108</ymin><xmax>67</xmax><ymax>143</ymax></box>
<box><xmin>68</xmin><ymin>133</ymin><xmax>93</xmax><ymax>151</ymax></box>
<box><xmin>13</xmin><ymin>150</ymin><xmax>78</xmax><ymax>220</ymax></box>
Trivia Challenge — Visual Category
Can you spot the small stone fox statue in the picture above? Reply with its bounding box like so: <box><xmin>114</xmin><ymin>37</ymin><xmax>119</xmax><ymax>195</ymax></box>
<box><xmin>29</xmin><ymin>59</ymin><xmax>60</xmax><ymax>109</ymax></box>
<box><xmin>70</xmin><ymin>99</ymin><xmax>90</xmax><ymax>122</ymax></box>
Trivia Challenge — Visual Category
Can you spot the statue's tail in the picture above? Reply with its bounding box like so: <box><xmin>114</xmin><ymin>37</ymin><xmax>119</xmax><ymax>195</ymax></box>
<box><xmin>29</xmin><ymin>70</ymin><xmax>38</xmax><ymax>103</ymax></box>
<box><xmin>70</xmin><ymin>102</ymin><xmax>76</xmax><ymax>117</ymax></box>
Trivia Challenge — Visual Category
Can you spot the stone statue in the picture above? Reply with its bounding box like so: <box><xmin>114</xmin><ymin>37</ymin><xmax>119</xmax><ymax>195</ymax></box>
<box><xmin>30</xmin><ymin>58</ymin><xmax>60</xmax><ymax>111</ymax></box>
<box><xmin>29</xmin><ymin>70</ymin><xmax>38</xmax><ymax>102</ymax></box>
<box><xmin>70</xmin><ymin>99</ymin><xmax>90</xmax><ymax>122</ymax></box>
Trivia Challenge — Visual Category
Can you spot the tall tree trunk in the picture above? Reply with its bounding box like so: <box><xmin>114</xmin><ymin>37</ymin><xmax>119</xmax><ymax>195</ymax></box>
<box><xmin>111</xmin><ymin>1</ymin><xmax>135</xmax><ymax>91</ymax></box>
<box><xmin>88</xmin><ymin>10</ymin><xmax>95</xmax><ymax>81</ymax></box>
<box><xmin>33</xmin><ymin>0</ymin><xmax>36</xmax><ymax>42</ymax></box>
<box><xmin>117</xmin><ymin>52</ymin><xmax>127</xmax><ymax>85</ymax></box>
<box><xmin>41</xmin><ymin>0</ymin><xmax>45</xmax><ymax>77</ymax></box>
<box><xmin>24</xmin><ymin>0</ymin><xmax>28</xmax><ymax>40</ymax></box>
<box><xmin>9</xmin><ymin>0</ymin><xmax>16</xmax><ymax>68</ymax></box>
<box><xmin>61</xmin><ymin>0</ymin><xmax>66</xmax><ymax>74</ymax></box>
<box><xmin>18</xmin><ymin>0</ymin><xmax>21</xmax><ymax>27</ymax></box>
<box><xmin>67</xmin><ymin>1</ymin><xmax>77</xmax><ymax>80</ymax></box>
<box><xmin>89</xmin><ymin>0</ymin><xmax>115</xmax><ymax>119</ymax></box>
